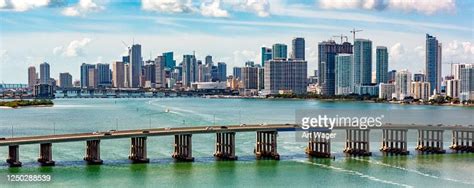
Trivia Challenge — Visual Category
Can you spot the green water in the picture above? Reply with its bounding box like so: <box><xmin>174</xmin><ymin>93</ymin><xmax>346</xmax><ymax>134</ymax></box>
<box><xmin>0</xmin><ymin>98</ymin><xmax>473</xmax><ymax>187</ymax></box>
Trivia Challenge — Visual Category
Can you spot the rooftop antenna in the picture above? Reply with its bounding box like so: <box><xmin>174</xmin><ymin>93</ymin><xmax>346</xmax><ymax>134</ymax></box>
<box><xmin>350</xmin><ymin>28</ymin><xmax>363</xmax><ymax>43</ymax></box>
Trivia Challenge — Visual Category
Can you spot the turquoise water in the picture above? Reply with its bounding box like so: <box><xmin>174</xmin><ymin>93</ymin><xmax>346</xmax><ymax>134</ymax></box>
<box><xmin>0</xmin><ymin>98</ymin><xmax>473</xmax><ymax>187</ymax></box>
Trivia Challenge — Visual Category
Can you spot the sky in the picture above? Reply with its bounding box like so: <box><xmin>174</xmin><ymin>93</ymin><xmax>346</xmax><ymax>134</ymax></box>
<box><xmin>0</xmin><ymin>0</ymin><xmax>473</xmax><ymax>83</ymax></box>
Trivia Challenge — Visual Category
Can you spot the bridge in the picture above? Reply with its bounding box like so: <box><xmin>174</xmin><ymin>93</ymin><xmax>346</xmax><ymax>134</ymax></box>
<box><xmin>1</xmin><ymin>124</ymin><xmax>473</xmax><ymax>167</ymax></box>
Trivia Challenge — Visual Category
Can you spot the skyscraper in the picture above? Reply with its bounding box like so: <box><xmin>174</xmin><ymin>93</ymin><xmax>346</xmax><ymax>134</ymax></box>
<box><xmin>414</xmin><ymin>73</ymin><xmax>425</xmax><ymax>82</ymax></box>
<box><xmin>28</xmin><ymin>66</ymin><xmax>37</xmax><ymax>88</ymax></box>
<box><xmin>59</xmin><ymin>72</ymin><xmax>73</xmax><ymax>88</ymax></box>
<box><xmin>39</xmin><ymin>62</ymin><xmax>50</xmax><ymax>85</ymax></box>
<box><xmin>129</xmin><ymin>44</ymin><xmax>142</xmax><ymax>88</ymax></box>
<box><xmin>376</xmin><ymin>46</ymin><xmax>388</xmax><ymax>84</ymax></box>
<box><xmin>97</xmin><ymin>63</ymin><xmax>112</xmax><ymax>87</ymax></box>
<box><xmin>264</xmin><ymin>59</ymin><xmax>307</xmax><ymax>95</ymax></box>
<box><xmin>395</xmin><ymin>70</ymin><xmax>412</xmax><ymax>99</ymax></box>
<box><xmin>318</xmin><ymin>40</ymin><xmax>353</xmax><ymax>96</ymax></box>
<box><xmin>233</xmin><ymin>67</ymin><xmax>242</xmax><ymax>80</ymax></box>
<box><xmin>459</xmin><ymin>64</ymin><xmax>473</xmax><ymax>101</ymax></box>
<box><xmin>163</xmin><ymin>52</ymin><xmax>175</xmax><ymax>69</ymax></box>
<box><xmin>80</xmin><ymin>63</ymin><xmax>95</xmax><ymax>88</ymax></box>
<box><xmin>112</xmin><ymin>61</ymin><xmax>125</xmax><ymax>88</ymax></box>
<box><xmin>217</xmin><ymin>62</ymin><xmax>227</xmax><ymax>81</ymax></box>
<box><xmin>272</xmin><ymin>43</ymin><xmax>287</xmax><ymax>60</ymax></box>
<box><xmin>425</xmin><ymin>34</ymin><xmax>442</xmax><ymax>94</ymax></box>
<box><xmin>155</xmin><ymin>56</ymin><xmax>166</xmax><ymax>88</ymax></box>
<box><xmin>354</xmin><ymin>39</ymin><xmax>372</xmax><ymax>86</ymax></box>
<box><xmin>388</xmin><ymin>70</ymin><xmax>397</xmax><ymax>83</ymax></box>
<box><xmin>182</xmin><ymin>54</ymin><xmax>197</xmax><ymax>87</ymax></box>
<box><xmin>410</xmin><ymin>81</ymin><xmax>431</xmax><ymax>100</ymax></box>
<box><xmin>335</xmin><ymin>54</ymin><xmax>353</xmax><ymax>95</ymax></box>
<box><xmin>261</xmin><ymin>47</ymin><xmax>272</xmax><ymax>66</ymax></box>
<box><xmin>241</xmin><ymin>65</ymin><xmax>259</xmax><ymax>89</ymax></box>
<box><xmin>291</xmin><ymin>37</ymin><xmax>305</xmax><ymax>60</ymax></box>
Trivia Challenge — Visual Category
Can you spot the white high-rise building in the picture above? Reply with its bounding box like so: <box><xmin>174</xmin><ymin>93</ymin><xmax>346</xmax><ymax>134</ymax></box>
<box><xmin>411</xmin><ymin>82</ymin><xmax>431</xmax><ymax>100</ymax></box>
<box><xmin>379</xmin><ymin>83</ymin><xmax>395</xmax><ymax>99</ymax></box>
<box><xmin>394</xmin><ymin>70</ymin><xmax>411</xmax><ymax>100</ymax></box>
<box><xmin>446</xmin><ymin>79</ymin><xmax>460</xmax><ymax>99</ymax></box>
<box><xmin>460</xmin><ymin>64</ymin><xmax>474</xmax><ymax>101</ymax></box>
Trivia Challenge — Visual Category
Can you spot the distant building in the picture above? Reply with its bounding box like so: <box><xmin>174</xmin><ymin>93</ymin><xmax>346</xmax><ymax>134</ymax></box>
<box><xmin>272</xmin><ymin>43</ymin><xmax>287</xmax><ymax>60</ymax></box>
<box><xmin>414</xmin><ymin>73</ymin><xmax>425</xmax><ymax>82</ymax></box>
<box><xmin>379</xmin><ymin>83</ymin><xmax>395</xmax><ymax>99</ymax></box>
<box><xmin>182</xmin><ymin>54</ymin><xmax>197</xmax><ymax>87</ymax></box>
<box><xmin>191</xmin><ymin>82</ymin><xmax>226</xmax><ymax>91</ymax></box>
<box><xmin>264</xmin><ymin>59</ymin><xmax>307</xmax><ymax>95</ymax></box>
<box><xmin>452</xmin><ymin>63</ymin><xmax>466</xmax><ymax>80</ymax></box>
<box><xmin>261</xmin><ymin>47</ymin><xmax>272</xmax><ymax>66</ymax></box>
<box><xmin>80</xmin><ymin>63</ymin><xmax>96</xmax><ymax>88</ymax></box>
<box><xmin>411</xmin><ymin>82</ymin><xmax>431</xmax><ymax>100</ymax></box>
<box><xmin>460</xmin><ymin>64</ymin><xmax>474</xmax><ymax>101</ymax></box>
<box><xmin>155</xmin><ymin>56</ymin><xmax>166</xmax><ymax>88</ymax></box>
<box><xmin>112</xmin><ymin>61</ymin><xmax>125</xmax><ymax>88</ymax></box>
<box><xmin>354</xmin><ymin>39</ymin><xmax>372</xmax><ymax>86</ymax></box>
<box><xmin>395</xmin><ymin>70</ymin><xmax>412</xmax><ymax>99</ymax></box>
<box><xmin>258</xmin><ymin>67</ymin><xmax>264</xmax><ymax>90</ymax></box>
<box><xmin>241</xmin><ymin>65</ymin><xmax>258</xmax><ymax>90</ymax></box>
<box><xmin>335</xmin><ymin>54</ymin><xmax>353</xmax><ymax>95</ymax></box>
<box><xmin>446</xmin><ymin>79</ymin><xmax>460</xmax><ymax>99</ymax></box>
<box><xmin>97</xmin><ymin>63</ymin><xmax>112</xmax><ymax>87</ymax></box>
<box><xmin>129</xmin><ymin>44</ymin><xmax>142</xmax><ymax>88</ymax></box>
<box><xmin>39</xmin><ymin>62</ymin><xmax>50</xmax><ymax>85</ymax></box>
<box><xmin>88</xmin><ymin>68</ymin><xmax>97</xmax><ymax>88</ymax></box>
<box><xmin>217</xmin><ymin>62</ymin><xmax>227</xmax><ymax>81</ymax></box>
<box><xmin>318</xmin><ymin>40</ymin><xmax>352</xmax><ymax>96</ymax></box>
<box><xmin>354</xmin><ymin>85</ymin><xmax>379</xmax><ymax>96</ymax></box>
<box><xmin>291</xmin><ymin>37</ymin><xmax>305</xmax><ymax>60</ymax></box>
<box><xmin>233</xmin><ymin>67</ymin><xmax>242</xmax><ymax>80</ymax></box>
<box><xmin>163</xmin><ymin>52</ymin><xmax>175</xmax><ymax>69</ymax></box>
<box><xmin>425</xmin><ymin>34</ymin><xmax>442</xmax><ymax>94</ymax></box>
<box><xmin>388</xmin><ymin>70</ymin><xmax>397</xmax><ymax>83</ymax></box>
<box><xmin>28</xmin><ymin>66</ymin><xmax>37</xmax><ymax>88</ymax></box>
<box><xmin>33</xmin><ymin>84</ymin><xmax>54</xmax><ymax>99</ymax></box>
<box><xmin>376</xmin><ymin>46</ymin><xmax>388</xmax><ymax>84</ymax></box>
<box><xmin>59</xmin><ymin>72</ymin><xmax>73</xmax><ymax>88</ymax></box>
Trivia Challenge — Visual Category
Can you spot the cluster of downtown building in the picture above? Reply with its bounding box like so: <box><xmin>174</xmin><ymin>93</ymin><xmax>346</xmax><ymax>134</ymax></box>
<box><xmin>25</xmin><ymin>34</ymin><xmax>473</xmax><ymax>101</ymax></box>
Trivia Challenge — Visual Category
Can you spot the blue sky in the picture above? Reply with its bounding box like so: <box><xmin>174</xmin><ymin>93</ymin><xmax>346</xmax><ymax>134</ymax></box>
<box><xmin>0</xmin><ymin>0</ymin><xmax>473</xmax><ymax>83</ymax></box>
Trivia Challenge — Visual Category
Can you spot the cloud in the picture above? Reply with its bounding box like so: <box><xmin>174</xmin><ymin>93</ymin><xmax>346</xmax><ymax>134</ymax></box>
<box><xmin>53</xmin><ymin>38</ymin><xmax>92</xmax><ymax>57</ymax></box>
<box><xmin>319</xmin><ymin>0</ymin><xmax>456</xmax><ymax>15</ymax></box>
<box><xmin>444</xmin><ymin>40</ymin><xmax>474</xmax><ymax>63</ymax></box>
<box><xmin>233</xmin><ymin>50</ymin><xmax>258</xmax><ymax>66</ymax></box>
<box><xmin>389</xmin><ymin>42</ymin><xmax>406</xmax><ymax>64</ymax></box>
<box><xmin>61</xmin><ymin>0</ymin><xmax>104</xmax><ymax>17</ymax></box>
<box><xmin>142</xmin><ymin>0</ymin><xmax>196</xmax><ymax>13</ymax></box>
<box><xmin>200</xmin><ymin>0</ymin><xmax>229</xmax><ymax>17</ymax></box>
<box><xmin>0</xmin><ymin>0</ymin><xmax>51</xmax><ymax>11</ymax></box>
<box><xmin>228</xmin><ymin>0</ymin><xmax>270</xmax><ymax>17</ymax></box>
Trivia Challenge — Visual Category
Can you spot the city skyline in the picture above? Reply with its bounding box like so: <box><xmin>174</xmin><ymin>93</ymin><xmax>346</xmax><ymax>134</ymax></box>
<box><xmin>1</xmin><ymin>0</ymin><xmax>474</xmax><ymax>83</ymax></box>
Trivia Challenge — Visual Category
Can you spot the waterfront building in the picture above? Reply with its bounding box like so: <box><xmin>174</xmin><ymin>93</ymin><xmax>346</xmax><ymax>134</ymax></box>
<box><xmin>88</xmin><ymin>68</ymin><xmax>97</xmax><ymax>88</ymax></box>
<box><xmin>241</xmin><ymin>65</ymin><xmax>259</xmax><ymax>90</ymax></box>
<box><xmin>388</xmin><ymin>70</ymin><xmax>397</xmax><ymax>83</ymax></box>
<box><xmin>446</xmin><ymin>79</ymin><xmax>460</xmax><ymax>99</ymax></box>
<box><xmin>291</xmin><ymin>37</ymin><xmax>305</xmax><ymax>60</ymax></box>
<box><xmin>318</xmin><ymin>40</ymin><xmax>353</xmax><ymax>96</ymax></box>
<box><xmin>124</xmin><ymin>63</ymin><xmax>130</xmax><ymax>88</ymax></box>
<box><xmin>112</xmin><ymin>61</ymin><xmax>125</xmax><ymax>88</ymax></box>
<box><xmin>59</xmin><ymin>72</ymin><xmax>73</xmax><ymax>88</ymax></box>
<box><xmin>39</xmin><ymin>62</ymin><xmax>50</xmax><ymax>85</ymax></box>
<box><xmin>425</xmin><ymin>34</ymin><xmax>442</xmax><ymax>94</ymax></box>
<box><xmin>261</xmin><ymin>47</ymin><xmax>272</xmax><ymax>66</ymax></box>
<box><xmin>258</xmin><ymin>67</ymin><xmax>264</xmax><ymax>90</ymax></box>
<box><xmin>272</xmin><ymin>43</ymin><xmax>287</xmax><ymax>60</ymax></box>
<box><xmin>460</xmin><ymin>64</ymin><xmax>474</xmax><ymax>101</ymax></box>
<box><xmin>155</xmin><ymin>56</ymin><xmax>166</xmax><ymax>88</ymax></box>
<box><xmin>163</xmin><ymin>52</ymin><xmax>175</xmax><ymax>69</ymax></box>
<box><xmin>376</xmin><ymin>46</ymin><xmax>388</xmax><ymax>84</ymax></box>
<box><xmin>80</xmin><ymin>63</ymin><xmax>96</xmax><ymax>88</ymax></box>
<box><xmin>182</xmin><ymin>54</ymin><xmax>197</xmax><ymax>87</ymax></box>
<box><xmin>264</xmin><ymin>59</ymin><xmax>307</xmax><ymax>95</ymax></box>
<box><xmin>97</xmin><ymin>63</ymin><xmax>112</xmax><ymax>87</ymax></box>
<box><xmin>233</xmin><ymin>67</ymin><xmax>242</xmax><ymax>80</ymax></box>
<box><xmin>129</xmin><ymin>44</ymin><xmax>142</xmax><ymax>88</ymax></box>
<box><xmin>143</xmin><ymin>61</ymin><xmax>156</xmax><ymax>88</ymax></box>
<box><xmin>28</xmin><ymin>66</ymin><xmax>37</xmax><ymax>88</ymax></box>
<box><xmin>379</xmin><ymin>83</ymin><xmax>395</xmax><ymax>99</ymax></box>
<box><xmin>414</xmin><ymin>73</ymin><xmax>425</xmax><ymax>82</ymax></box>
<box><xmin>395</xmin><ymin>70</ymin><xmax>412</xmax><ymax>100</ymax></box>
<box><xmin>411</xmin><ymin>82</ymin><xmax>431</xmax><ymax>100</ymax></box>
<box><xmin>191</xmin><ymin>82</ymin><xmax>226</xmax><ymax>91</ymax></box>
<box><xmin>227</xmin><ymin>76</ymin><xmax>240</xmax><ymax>91</ymax></box>
<box><xmin>218</xmin><ymin>62</ymin><xmax>227</xmax><ymax>81</ymax></box>
<box><xmin>335</xmin><ymin>54</ymin><xmax>353</xmax><ymax>95</ymax></box>
<box><xmin>354</xmin><ymin>84</ymin><xmax>379</xmax><ymax>96</ymax></box>
<box><xmin>354</xmin><ymin>39</ymin><xmax>372</xmax><ymax>86</ymax></box>
<box><xmin>452</xmin><ymin>63</ymin><xmax>466</xmax><ymax>80</ymax></box>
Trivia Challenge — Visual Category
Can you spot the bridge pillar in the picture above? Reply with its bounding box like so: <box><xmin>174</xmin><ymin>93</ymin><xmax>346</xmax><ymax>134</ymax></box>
<box><xmin>344</xmin><ymin>129</ymin><xmax>371</xmax><ymax>156</ymax></box>
<box><xmin>450</xmin><ymin>130</ymin><xmax>474</xmax><ymax>152</ymax></box>
<box><xmin>6</xmin><ymin>145</ymin><xmax>22</xmax><ymax>167</ymax></box>
<box><xmin>129</xmin><ymin>137</ymin><xmax>149</xmax><ymax>163</ymax></box>
<box><xmin>305</xmin><ymin>131</ymin><xmax>331</xmax><ymax>158</ymax></box>
<box><xmin>416</xmin><ymin>129</ymin><xmax>446</xmax><ymax>154</ymax></box>
<box><xmin>37</xmin><ymin>143</ymin><xmax>55</xmax><ymax>166</ymax></box>
<box><xmin>254</xmin><ymin>131</ymin><xmax>280</xmax><ymax>160</ymax></box>
<box><xmin>172</xmin><ymin>134</ymin><xmax>194</xmax><ymax>162</ymax></box>
<box><xmin>214</xmin><ymin>132</ymin><xmax>237</xmax><ymax>160</ymax></box>
<box><xmin>380</xmin><ymin>129</ymin><xmax>409</xmax><ymax>155</ymax></box>
<box><xmin>84</xmin><ymin>140</ymin><xmax>103</xmax><ymax>165</ymax></box>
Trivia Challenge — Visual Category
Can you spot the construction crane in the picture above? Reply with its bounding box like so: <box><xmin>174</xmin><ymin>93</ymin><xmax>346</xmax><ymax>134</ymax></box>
<box><xmin>350</xmin><ymin>28</ymin><xmax>363</xmax><ymax>43</ymax></box>
<box><xmin>333</xmin><ymin>34</ymin><xmax>348</xmax><ymax>43</ymax></box>
<box><xmin>121</xmin><ymin>40</ymin><xmax>129</xmax><ymax>49</ymax></box>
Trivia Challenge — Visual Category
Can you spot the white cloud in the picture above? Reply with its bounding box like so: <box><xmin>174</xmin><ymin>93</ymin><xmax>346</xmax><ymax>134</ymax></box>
<box><xmin>61</xmin><ymin>0</ymin><xmax>104</xmax><ymax>17</ymax></box>
<box><xmin>444</xmin><ymin>40</ymin><xmax>474</xmax><ymax>63</ymax></box>
<box><xmin>53</xmin><ymin>38</ymin><xmax>92</xmax><ymax>57</ymax></box>
<box><xmin>200</xmin><ymin>0</ymin><xmax>229</xmax><ymax>17</ymax></box>
<box><xmin>0</xmin><ymin>0</ymin><xmax>50</xmax><ymax>12</ymax></box>
<box><xmin>228</xmin><ymin>0</ymin><xmax>270</xmax><ymax>17</ymax></box>
<box><xmin>233</xmin><ymin>50</ymin><xmax>258</xmax><ymax>66</ymax></box>
<box><xmin>319</xmin><ymin>0</ymin><xmax>456</xmax><ymax>15</ymax></box>
<box><xmin>142</xmin><ymin>0</ymin><xmax>196</xmax><ymax>13</ymax></box>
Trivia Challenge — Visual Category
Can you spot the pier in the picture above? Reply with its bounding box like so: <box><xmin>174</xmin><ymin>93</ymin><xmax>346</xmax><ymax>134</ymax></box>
<box><xmin>1</xmin><ymin>124</ymin><xmax>473</xmax><ymax>167</ymax></box>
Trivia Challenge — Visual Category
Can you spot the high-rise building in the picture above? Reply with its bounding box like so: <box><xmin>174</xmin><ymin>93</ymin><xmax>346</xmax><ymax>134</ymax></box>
<box><xmin>446</xmin><ymin>79</ymin><xmax>460</xmax><ymax>99</ymax></box>
<box><xmin>354</xmin><ymin>39</ymin><xmax>372</xmax><ymax>86</ymax></box>
<box><xmin>233</xmin><ymin>67</ymin><xmax>242</xmax><ymax>80</ymax></box>
<box><xmin>411</xmin><ymin>82</ymin><xmax>431</xmax><ymax>100</ymax></box>
<box><xmin>241</xmin><ymin>65</ymin><xmax>258</xmax><ymax>89</ymax></box>
<box><xmin>163</xmin><ymin>52</ymin><xmax>175</xmax><ymax>69</ymax></box>
<box><xmin>143</xmin><ymin>61</ymin><xmax>156</xmax><ymax>87</ymax></box>
<box><xmin>264</xmin><ymin>59</ymin><xmax>307</xmax><ymax>95</ymax></box>
<box><xmin>124</xmin><ymin>64</ymin><xmax>130</xmax><ymax>88</ymax></box>
<box><xmin>28</xmin><ymin>66</ymin><xmax>37</xmax><ymax>88</ymax></box>
<box><xmin>112</xmin><ymin>61</ymin><xmax>125</xmax><ymax>88</ymax></box>
<box><xmin>379</xmin><ymin>83</ymin><xmax>395</xmax><ymax>99</ymax></box>
<box><xmin>414</xmin><ymin>73</ymin><xmax>425</xmax><ymax>82</ymax></box>
<box><xmin>155</xmin><ymin>56</ymin><xmax>166</xmax><ymax>88</ymax></box>
<box><xmin>425</xmin><ymin>34</ymin><xmax>442</xmax><ymax>94</ymax></box>
<box><xmin>88</xmin><ymin>68</ymin><xmax>97</xmax><ymax>88</ymax></box>
<box><xmin>39</xmin><ymin>62</ymin><xmax>50</xmax><ymax>85</ymax></box>
<box><xmin>459</xmin><ymin>64</ymin><xmax>474</xmax><ymax>101</ymax></box>
<box><xmin>217</xmin><ymin>62</ymin><xmax>227</xmax><ymax>81</ymax></box>
<box><xmin>452</xmin><ymin>64</ymin><xmax>466</xmax><ymax>80</ymax></box>
<box><xmin>291</xmin><ymin>37</ymin><xmax>305</xmax><ymax>60</ymax></box>
<box><xmin>97</xmin><ymin>63</ymin><xmax>112</xmax><ymax>87</ymax></box>
<box><xmin>272</xmin><ymin>43</ymin><xmax>287</xmax><ymax>60</ymax></box>
<box><xmin>258</xmin><ymin>67</ymin><xmax>264</xmax><ymax>90</ymax></box>
<box><xmin>59</xmin><ymin>72</ymin><xmax>73</xmax><ymax>88</ymax></box>
<box><xmin>376</xmin><ymin>46</ymin><xmax>388</xmax><ymax>84</ymax></box>
<box><xmin>182</xmin><ymin>54</ymin><xmax>197</xmax><ymax>87</ymax></box>
<box><xmin>80</xmin><ymin>63</ymin><xmax>95</xmax><ymax>88</ymax></box>
<box><xmin>129</xmin><ymin>44</ymin><xmax>142</xmax><ymax>88</ymax></box>
<box><xmin>388</xmin><ymin>70</ymin><xmax>397</xmax><ymax>83</ymax></box>
<box><xmin>395</xmin><ymin>70</ymin><xmax>412</xmax><ymax>99</ymax></box>
<box><xmin>318</xmin><ymin>40</ymin><xmax>353</xmax><ymax>96</ymax></box>
<box><xmin>261</xmin><ymin>47</ymin><xmax>272</xmax><ymax>66</ymax></box>
<box><xmin>335</xmin><ymin>54</ymin><xmax>353</xmax><ymax>95</ymax></box>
